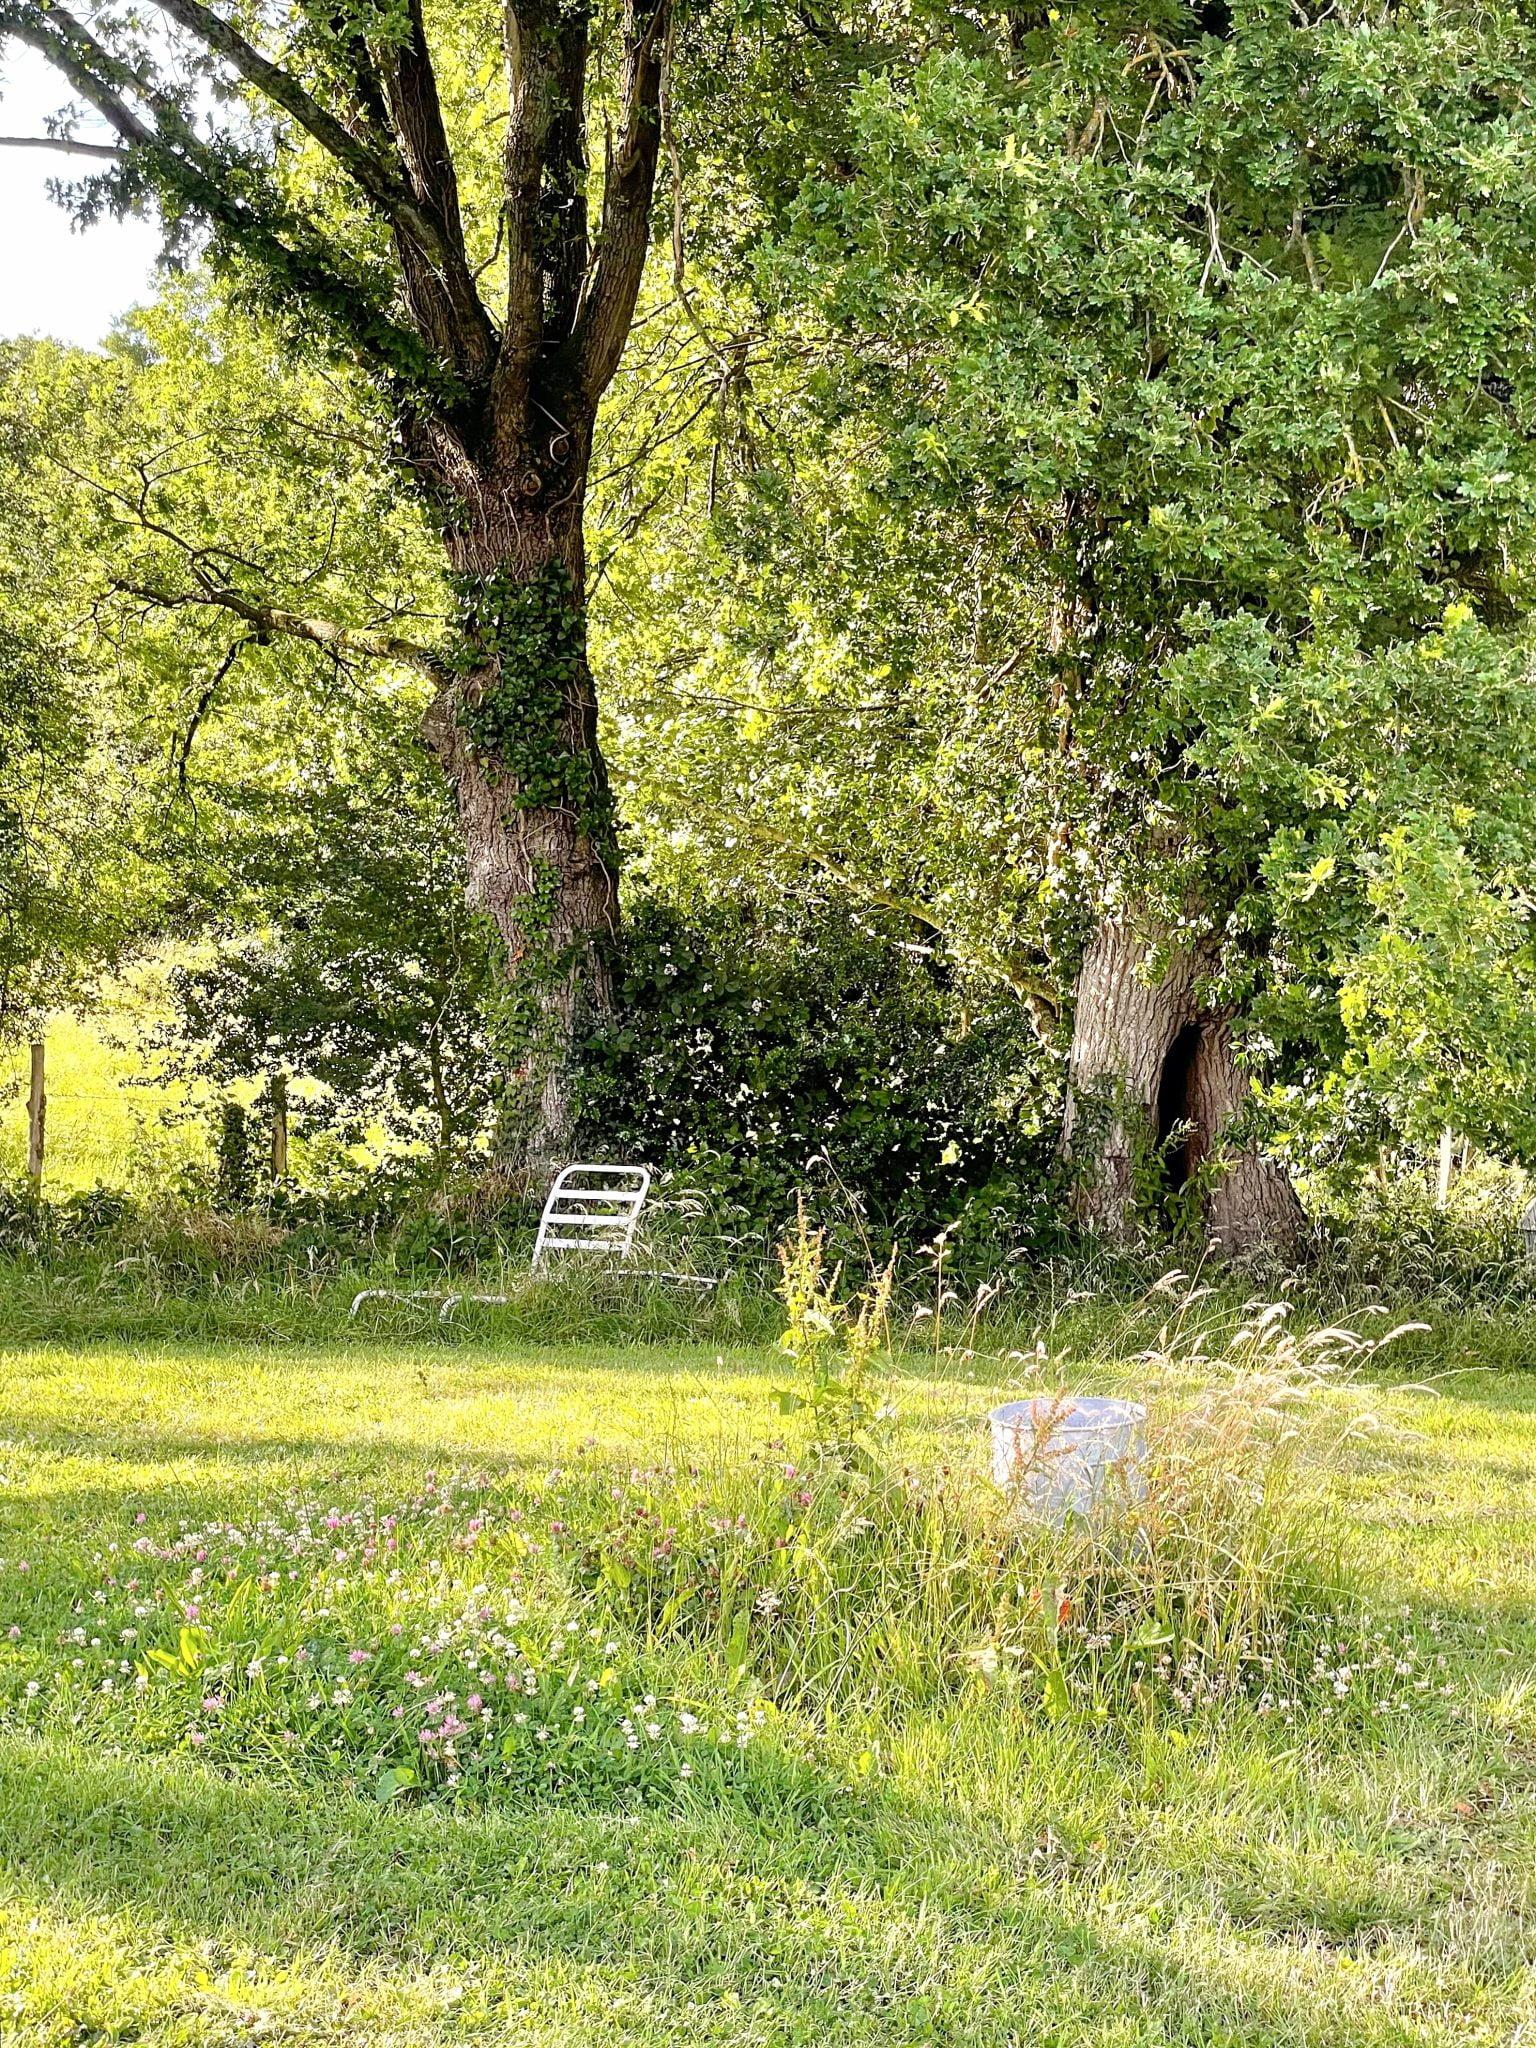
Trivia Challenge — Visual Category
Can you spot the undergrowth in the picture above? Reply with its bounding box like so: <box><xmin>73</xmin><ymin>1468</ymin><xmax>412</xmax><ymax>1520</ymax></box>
<box><xmin>0</xmin><ymin>1269</ymin><xmax>1437</xmax><ymax>1823</ymax></box>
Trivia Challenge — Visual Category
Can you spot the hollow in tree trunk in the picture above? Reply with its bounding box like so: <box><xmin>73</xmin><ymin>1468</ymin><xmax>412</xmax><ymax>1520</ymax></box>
<box><xmin>1061</xmin><ymin>916</ymin><xmax>1303</xmax><ymax>1256</ymax></box>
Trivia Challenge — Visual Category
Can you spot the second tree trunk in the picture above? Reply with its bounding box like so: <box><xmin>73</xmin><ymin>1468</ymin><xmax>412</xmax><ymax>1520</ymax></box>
<box><xmin>1062</xmin><ymin>916</ymin><xmax>1303</xmax><ymax>1256</ymax></box>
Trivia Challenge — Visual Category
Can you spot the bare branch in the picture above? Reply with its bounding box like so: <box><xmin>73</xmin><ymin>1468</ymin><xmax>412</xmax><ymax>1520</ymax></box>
<box><xmin>5</xmin><ymin>10</ymin><xmax>159</xmax><ymax>153</ymax></box>
<box><xmin>174</xmin><ymin>634</ymin><xmax>252</xmax><ymax>793</ymax></box>
<box><xmin>0</xmin><ymin>133</ymin><xmax>123</xmax><ymax>159</ymax></box>
<box><xmin>145</xmin><ymin>0</ymin><xmax>496</xmax><ymax>381</ymax></box>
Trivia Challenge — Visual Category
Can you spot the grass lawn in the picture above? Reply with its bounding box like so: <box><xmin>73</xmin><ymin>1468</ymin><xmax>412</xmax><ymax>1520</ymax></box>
<box><xmin>0</xmin><ymin>1318</ymin><xmax>1533</xmax><ymax>2046</ymax></box>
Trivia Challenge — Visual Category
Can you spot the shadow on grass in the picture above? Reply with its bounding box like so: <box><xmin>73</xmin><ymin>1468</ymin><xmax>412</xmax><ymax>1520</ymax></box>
<box><xmin>0</xmin><ymin>1321</ymin><xmax>781</xmax><ymax>1374</ymax></box>
<box><xmin>0</xmin><ymin>1727</ymin><xmax>1480</xmax><ymax>2047</ymax></box>
<box><xmin>0</xmin><ymin>1274</ymin><xmax>776</xmax><ymax>1360</ymax></box>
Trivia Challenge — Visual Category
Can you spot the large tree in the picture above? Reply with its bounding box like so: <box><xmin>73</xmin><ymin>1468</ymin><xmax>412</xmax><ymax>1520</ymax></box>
<box><xmin>1</xmin><ymin>0</ymin><xmax>678</xmax><ymax>1165</ymax></box>
<box><xmin>600</xmin><ymin>10</ymin><xmax>1536</xmax><ymax>1252</ymax></box>
<box><xmin>0</xmin><ymin>343</ymin><xmax>153</xmax><ymax>1036</ymax></box>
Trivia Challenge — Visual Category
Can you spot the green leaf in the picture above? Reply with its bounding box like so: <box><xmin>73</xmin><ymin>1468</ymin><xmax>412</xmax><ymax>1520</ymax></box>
<box><xmin>722</xmin><ymin>1610</ymin><xmax>752</xmax><ymax>1685</ymax></box>
<box><xmin>1041</xmin><ymin>1663</ymin><xmax>1071</xmax><ymax>1719</ymax></box>
<box><xmin>658</xmin><ymin>1585</ymin><xmax>698</xmax><ymax>1629</ymax></box>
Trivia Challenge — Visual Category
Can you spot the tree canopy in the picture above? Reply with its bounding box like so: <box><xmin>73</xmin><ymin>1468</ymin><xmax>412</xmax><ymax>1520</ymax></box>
<box><xmin>6</xmin><ymin>0</ymin><xmax>1536</xmax><ymax>1240</ymax></box>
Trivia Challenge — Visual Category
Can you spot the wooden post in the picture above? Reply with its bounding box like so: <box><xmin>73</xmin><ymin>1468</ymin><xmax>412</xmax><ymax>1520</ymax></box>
<box><xmin>26</xmin><ymin>1040</ymin><xmax>45</xmax><ymax>1196</ymax></box>
<box><xmin>270</xmin><ymin>1072</ymin><xmax>289</xmax><ymax>1180</ymax></box>
<box><xmin>1435</xmin><ymin>1126</ymin><xmax>1456</xmax><ymax>1211</ymax></box>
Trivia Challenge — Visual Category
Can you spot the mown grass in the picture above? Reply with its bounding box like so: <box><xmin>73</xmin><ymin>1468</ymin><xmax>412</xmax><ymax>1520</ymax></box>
<box><xmin>1</xmin><ymin>1304</ymin><xmax>1534</xmax><ymax>2046</ymax></box>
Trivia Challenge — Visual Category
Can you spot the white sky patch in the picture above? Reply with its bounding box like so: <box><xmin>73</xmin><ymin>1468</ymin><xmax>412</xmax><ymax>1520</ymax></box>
<box><xmin>1</xmin><ymin>42</ymin><xmax>162</xmax><ymax>348</ymax></box>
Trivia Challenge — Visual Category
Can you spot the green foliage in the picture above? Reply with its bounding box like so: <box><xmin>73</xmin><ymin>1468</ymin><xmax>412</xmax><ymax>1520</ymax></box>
<box><xmin>773</xmin><ymin>1204</ymin><xmax>895</xmax><ymax>1466</ymax></box>
<box><xmin>166</xmin><ymin>766</ymin><xmax>494</xmax><ymax>1157</ymax></box>
<box><xmin>1306</xmin><ymin>1147</ymin><xmax>1536</xmax><ymax>1305</ymax></box>
<box><xmin>0</xmin><ymin>292</ymin><xmax>446</xmax><ymax>1045</ymax></box>
<box><xmin>0</xmin><ymin>377</ymin><xmax>151</xmax><ymax>1032</ymax></box>
<box><xmin>598</xmin><ymin>0</ymin><xmax>1536</xmax><ymax>1183</ymax></box>
<box><xmin>0</xmin><ymin>623</ymin><xmax>98</xmax><ymax>1032</ymax></box>
<box><xmin>574</xmin><ymin>894</ymin><xmax>1055</xmax><ymax>1243</ymax></box>
<box><xmin>214</xmin><ymin>1102</ymin><xmax>256</xmax><ymax>1209</ymax></box>
<box><xmin>9</xmin><ymin>0</ymin><xmax>1536</xmax><ymax>1231</ymax></box>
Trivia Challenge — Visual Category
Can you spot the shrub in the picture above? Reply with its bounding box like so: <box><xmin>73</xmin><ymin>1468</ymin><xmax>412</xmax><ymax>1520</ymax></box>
<box><xmin>1308</xmin><ymin>1149</ymin><xmax>1536</xmax><ymax>1306</ymax></box>
<box><xmin>574</xmin><ymin>895</ymin><xmax>1055</xmax><ymax>1257</ymax></box>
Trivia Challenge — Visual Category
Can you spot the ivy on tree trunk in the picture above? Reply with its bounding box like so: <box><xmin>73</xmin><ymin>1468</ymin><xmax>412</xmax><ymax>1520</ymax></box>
<box><xmin>1</xmin><ymin>0</ymin><xmax>670</xmax><ymax>1169</ymax></box>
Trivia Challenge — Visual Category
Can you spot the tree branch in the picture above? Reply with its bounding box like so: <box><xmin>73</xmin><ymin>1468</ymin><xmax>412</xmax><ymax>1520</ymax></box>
<box><xmin>9</xmin><ymin>2</ymin><xmax>469</xmax><ymax>398</ymax></box>
<box><xmin>118</xmin><ymin>581</ymin><xmax>444</xmax><ymax>678</ymax></box>
<box><xmin>372</xmin><ymin>0</ymin><xmax>496</xmax><ymax>379</ymax></box>
<box><xmin>145</xmin><ymin>0</ymin><xmax>497</xmax><ymax>384</ymax></box>
<box><xmin>0</xmin><ymin>133</ymin><xmax>123</xmax><ymax>159</ymax></box>
<box><xmin>175</xmin><ymin>634</ymin><xmax>252</xmax><ymax>793</ymax></box>
<box><xmin>148</xmin><ymin>0</ymin><xmax>448</xmax><ymax>270</ymax></box>
<box><xmin>5</xmin><ymin>11</ymin><xmax>159</xmax><ymax>154</ymax></box>
<box><xmin>491</xmin><ymin>1</ymin><xmax>591</xmax><ymax>433</ymax></box>
<box><xmin>572</xmin><ymin>0</ymin><xmax>671</xmax><ymax>403</ymax></box>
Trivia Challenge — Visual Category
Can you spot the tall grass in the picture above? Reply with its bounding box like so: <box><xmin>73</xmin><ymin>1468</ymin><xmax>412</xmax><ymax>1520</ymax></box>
<box><xmin>573</xmin><ymin>1273</ymin><xmax>1421</xmax><ymax>1736</ymax></box>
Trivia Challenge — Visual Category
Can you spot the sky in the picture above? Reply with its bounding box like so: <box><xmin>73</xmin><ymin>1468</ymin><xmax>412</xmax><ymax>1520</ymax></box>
<box><xmin>1</xmin><ymin>44</ymin><xmax>162</xmax><ymax>348</ymax></box>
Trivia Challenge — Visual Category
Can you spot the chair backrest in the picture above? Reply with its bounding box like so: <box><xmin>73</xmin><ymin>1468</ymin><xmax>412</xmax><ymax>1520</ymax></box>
<box><xmin>532</xmin><ymin>1163</ymin><xmax>652</xmax><ymax>1268</ymax></box>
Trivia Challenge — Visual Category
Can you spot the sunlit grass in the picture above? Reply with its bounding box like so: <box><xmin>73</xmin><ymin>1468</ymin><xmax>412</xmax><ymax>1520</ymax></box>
<box><xmin>1</xmin><ymin>1311</ymin><xmax>1534</xmax><ymax>2045</ymax></box>
<box><xmin>0</xmin><ymin>981</ymin><xmax>208</xmax><ymax>1193</ymax></box>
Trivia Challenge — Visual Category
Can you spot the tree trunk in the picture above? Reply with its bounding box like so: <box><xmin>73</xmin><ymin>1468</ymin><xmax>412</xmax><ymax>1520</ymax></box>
<box><xmin>420</xmin><ymin>464</ymin><xmax>619</xmax><ymax>1175</ymax></box>
<box><xmin>15</xmin><ymin>0</ymin><xmax>674</xmax><ymax>1177</ymax></box>
<box><xmin>1183</xmin><ymin>1012</ymin><xmax>1305</xmax><ymax>1257</ymax></box>
<box><xmin>1061</xmin><ymin>918</ymin><xmax>1202</xmax><ymax>1234</ymax></box>
<box><xmin>1062</xmin><ymin>915</ymin><xmax>1303</xmax><ymax>1257</ymax></box>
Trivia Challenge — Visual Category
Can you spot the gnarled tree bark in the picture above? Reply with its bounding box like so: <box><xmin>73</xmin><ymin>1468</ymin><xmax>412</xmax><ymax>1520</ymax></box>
<box><xmin>419</xmin><ymin>461</ymin><xmax>619</xmax><ymax>1166</ymax></box>
<box><xmin>1062</xmin><ymin>915</ymin><xmax>1303</xmax><ymax>1256</ymax></box>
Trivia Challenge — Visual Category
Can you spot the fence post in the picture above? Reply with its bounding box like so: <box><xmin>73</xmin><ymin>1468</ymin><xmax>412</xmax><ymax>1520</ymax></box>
<box><xmin>1435</xmin><ymin>1126</ymin><xmax>1456</xmax><ymax>1211</ymax></box>
<box><xmin>270</xmin><ymin>1072</ymin><xmax>289</xmax><ymax>1180</ymax></box>
<box><xmin>26</xmin><ymin>1040</ymin><xmax>45</xmax><ymax>1196</ymax></box>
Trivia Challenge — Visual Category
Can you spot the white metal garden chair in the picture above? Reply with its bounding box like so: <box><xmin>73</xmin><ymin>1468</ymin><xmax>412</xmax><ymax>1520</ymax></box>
<box><xmin>350</xmin><ymin>1161</ymin><xmax>704</xmax><ymax>1319</ymax></box>
<box><xmin>531</xmin><ymin>1162</ymin><xmax>651</xmax><ymax>1269</ymax></box>
<box><xmin>528</xmin><ymin>1163</ymin><xmax>721</xmax><ymax>1290</ymax></box>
